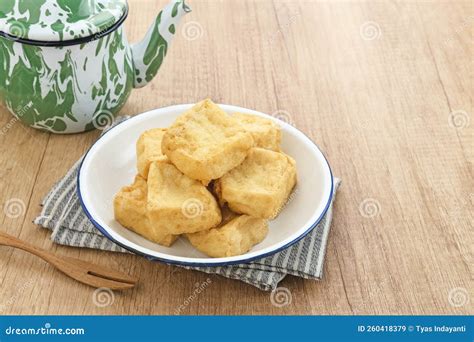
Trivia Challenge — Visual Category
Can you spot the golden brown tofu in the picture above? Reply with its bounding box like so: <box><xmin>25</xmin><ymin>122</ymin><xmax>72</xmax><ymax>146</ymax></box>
<box><xmin>136</xmin><ymin>128</ymin><xmax>168</xmax><ymax>179</ymax></box>
<box><xmin>215</xmin><ymin>148</ymin><xmax>297</xmax><ymax>219</ymax></box>
<box><xmin>233</xmin><ymin>112</ymin><xmax>281</xmax><ymax>151</ymax></box>
<box><xmin>186</xmin><ymin>215</ymin><xmax>268</xmax><ymax>257</ymax></box>
<box><xmin>113</xmin><ymin>175</ymin><xmax>178</xmax><ymax>247</ymax></box>
<box><xmin>147</xmin><ymin>160</ymin><xmax>222</xmax><ymax>234</ymax></box>
<box><xmin>161</xmin><ymin>99</ymin><xmax>254</xmax><ymax>184</ymax></box>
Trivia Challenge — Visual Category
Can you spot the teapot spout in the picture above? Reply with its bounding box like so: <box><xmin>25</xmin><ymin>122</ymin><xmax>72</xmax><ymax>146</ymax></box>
<box><xmin>131</xmin><ymin>0</ymin><xmax>191</xmax><ymax>88</ymax></box>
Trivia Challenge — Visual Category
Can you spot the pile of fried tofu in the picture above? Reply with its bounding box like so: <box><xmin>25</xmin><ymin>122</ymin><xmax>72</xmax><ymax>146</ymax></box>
<box><xmin>114</xmin><ymin>99</ymin><xmax>297</xmax><ymax>257</ymax></box>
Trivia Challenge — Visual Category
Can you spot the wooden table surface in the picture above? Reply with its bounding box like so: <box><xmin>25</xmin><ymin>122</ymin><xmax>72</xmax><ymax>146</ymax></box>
<box><xmin>0</xmin><ymin>0</ymin><xmax>472</xmax><ymax>315</ymax></box>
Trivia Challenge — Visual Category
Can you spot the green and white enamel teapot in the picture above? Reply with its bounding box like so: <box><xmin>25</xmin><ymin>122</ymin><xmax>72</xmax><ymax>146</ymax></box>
<box><xmin>0</xmin><ymin>0</ymin><xmax>190</xmax><ymax>133</ymax></box>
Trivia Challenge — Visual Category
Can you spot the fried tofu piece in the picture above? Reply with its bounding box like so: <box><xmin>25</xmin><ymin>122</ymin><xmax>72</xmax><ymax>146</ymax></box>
<box><xmin>147</xmin><ymin>160</ymin><xmax>222</xmax><ymax>234</ymax></box>
<box><xmin>113</xmin><ymin>175</ymin><xmax>178</xmax><ymax>247</ymax></box>
<box><xmin>215</xmin><ymin>148</ymin><xmax>297</xmax><ymax>219</ymax></box>
<box><xmin>161</xmin><ymin>99</ymin><xmax>254</xmax><ymax>184</ymax></box>
<box><xmin>136</xmin><ymin>128</ymin><xmax>168</xmax><ymax>179</ymax></box>
<box><xmin>233</xmin><ymin>112</ymin><xmax>281</xmax><ymax>151</ymax></box>
<box><xmin>186</xmin><ymin>215</ymin><xmax>268</xmax><ymax>257</ymax></box>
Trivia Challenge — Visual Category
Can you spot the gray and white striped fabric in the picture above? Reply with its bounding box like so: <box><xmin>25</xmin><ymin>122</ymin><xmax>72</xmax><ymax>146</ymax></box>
<box><xmin>34</xmin><ymin>117</ymin><xmax>341</xmax><ymax>291</ymax></box>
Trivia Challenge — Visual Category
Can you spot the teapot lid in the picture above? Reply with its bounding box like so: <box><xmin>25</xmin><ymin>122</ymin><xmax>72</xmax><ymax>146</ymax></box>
<box><xmin>0</xmin><ymin>0</ymin><xmax>127</xmax><ymax>46</ymax></box>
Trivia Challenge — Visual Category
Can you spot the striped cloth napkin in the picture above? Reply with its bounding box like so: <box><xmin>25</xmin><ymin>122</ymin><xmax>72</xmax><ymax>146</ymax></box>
<box><xmin>34</xmin><ymin>118</ymin><xmax>340</xmax><ymax>291</ymax></box>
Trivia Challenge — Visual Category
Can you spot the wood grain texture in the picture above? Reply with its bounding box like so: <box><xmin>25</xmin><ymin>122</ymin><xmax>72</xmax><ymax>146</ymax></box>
<box><xmin>0</xmin><ymin>0</ymin><xmax>472</xmax><ymax>315</ymax></box>
<box><xmin>0</xmin><ymin>231</ymin><xmax>137</xmax><ymax>290</ymax></box>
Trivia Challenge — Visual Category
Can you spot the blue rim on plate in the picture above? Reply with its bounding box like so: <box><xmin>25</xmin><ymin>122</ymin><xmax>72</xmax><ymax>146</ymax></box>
<box><xmin>77</xmin><ymin>109</ymin><xmax>334</xmax><ymax>267</ymax></box>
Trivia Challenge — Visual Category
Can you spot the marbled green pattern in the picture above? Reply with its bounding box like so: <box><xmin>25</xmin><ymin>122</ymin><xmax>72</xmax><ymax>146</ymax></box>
<box><xmin>0</xmin><ymin>0</ymin><xmax>189</xmax><ymax>133</ymax></box>
<box><xmin>0</xmin><ymin>27</ymin><xmax>133</xmax><ymax>132</ymax></box>
<box><xmin>0</xmin><ymin>0</ymin><xmax>126</xmax><ymax>42</ymax></box>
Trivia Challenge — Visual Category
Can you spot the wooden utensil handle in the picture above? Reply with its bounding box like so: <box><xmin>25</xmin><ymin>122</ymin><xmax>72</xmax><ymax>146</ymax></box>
<box><xmin>0</xmin><ymin>231</ymin><xmax>61</xmax><ymax>265</ymax></box>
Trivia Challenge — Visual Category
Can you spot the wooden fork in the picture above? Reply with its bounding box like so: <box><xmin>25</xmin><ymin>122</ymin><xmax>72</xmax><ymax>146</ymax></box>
<box><xmin>0</xmin><ymin>230</ymin><xmax>137</xmax><ymax>290</ymax></box>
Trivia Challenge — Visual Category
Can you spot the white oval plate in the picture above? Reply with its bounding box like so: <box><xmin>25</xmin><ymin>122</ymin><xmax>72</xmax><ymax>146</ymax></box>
<box><xmin>78</xmin><ymin>104</ymin><xmax>333</xmax><ymax>266</ymax></box>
